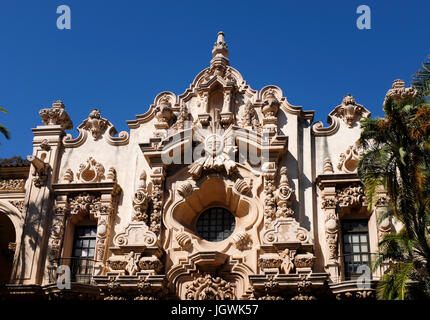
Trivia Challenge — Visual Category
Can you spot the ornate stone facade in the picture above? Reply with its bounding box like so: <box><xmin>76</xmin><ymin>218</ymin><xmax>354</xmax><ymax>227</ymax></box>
<box><xmin>0</xmin><ymin>32</ymin><xmax>402</xmax><ymax>301</ymax></box>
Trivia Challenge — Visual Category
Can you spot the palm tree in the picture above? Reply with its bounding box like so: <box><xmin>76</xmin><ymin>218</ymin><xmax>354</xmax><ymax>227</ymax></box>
<box><xmin>0</xmin><ymin>107</ymin><xmax>10</xmax><ymax>141</ymax></box>
<box><xmin>358</xmin><ymin>56</ymin><xmax>430</xmax><ymax>299</ymax></box>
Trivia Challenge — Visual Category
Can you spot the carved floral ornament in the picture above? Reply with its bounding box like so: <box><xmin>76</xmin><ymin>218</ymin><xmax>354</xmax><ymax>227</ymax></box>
<box><xmin>0</xmin><ymin>179</ymin><xmax>25</xmax><ymax>191</ymax></box>
<box><xmin>185</xmin><ymin>273</ymin><xmax>235</xmax><ymax>300</ymax></box>
<box><xmin>330</xmin><ymin>94</ymin><xmax>370</xmax><ymax>128</ymax></box>
<box><xmin>384</xmin><ymin>79</ymin><xmax>418</xmax><ymax>106</ymax></box>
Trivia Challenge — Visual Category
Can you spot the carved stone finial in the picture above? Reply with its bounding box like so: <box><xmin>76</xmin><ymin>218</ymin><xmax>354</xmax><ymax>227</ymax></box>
<box><xmin>330</xmin><ymin>94</ymin><xmax>369</xmax><ymax>128</ymax></box>
<box><xmin>82</xmin><ymin>109</ymin><xmax>109</xmax><ymax>140</ymax></box>
<box><xmin>154</xmin><ymin>96</ymin><xmax>174</xmax><ymax>130</ymax></box>
<box><xmin>211</xmin><ymin>31</ymin><xmax>229</xmax><ymax>67</ymax></box>
<box><xmin>383</xmin><ymin>79</ymin><xmax>418</xmax><ymax>106</ymax></box>
<box><xmin>39</xmin><ymin>100</ymin><xmax>73</xmax><ymax>130</ymax></box>
<box><xmin>323</xmin><ymin>158</ymin><xmax>334</xmax><ymax>174</ymax></box>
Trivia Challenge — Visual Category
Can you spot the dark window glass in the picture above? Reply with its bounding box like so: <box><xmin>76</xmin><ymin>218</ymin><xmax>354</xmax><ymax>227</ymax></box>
<box><xmin>196</xmin><ymin>207</ymin><xmax>235</xmax><ymax>242</ymax></box>
<box><xmin>71</xmin><ymin>225</ymin><xmax>96</xmax><ymax>282</ymax></box>
<box><xmin>342</xmin><ymin>220</ymin><xmax>370</xmax><ymax>280</ymax></box>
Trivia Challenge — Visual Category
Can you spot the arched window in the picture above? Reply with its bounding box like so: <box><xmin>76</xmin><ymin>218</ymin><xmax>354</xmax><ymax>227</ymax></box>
<box><xmin>196</xmin><ymin>207</ymin><xmax>235</xmax><ymax>242</ymax></box>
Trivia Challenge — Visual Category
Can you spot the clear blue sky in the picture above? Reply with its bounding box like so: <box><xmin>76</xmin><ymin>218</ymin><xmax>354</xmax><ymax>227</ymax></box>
<box><xmin>0</xmin><ymin>0</ymin><xmax>429</xmax><ymax>158</ymax></box>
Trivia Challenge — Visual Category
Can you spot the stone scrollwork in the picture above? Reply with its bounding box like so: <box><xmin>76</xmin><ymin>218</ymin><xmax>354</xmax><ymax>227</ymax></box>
<box><xmin>184</xmin><ymin>273</ymin><xmax>235</xmax><ymax>300</ymax></box>
<box><xmin>263</xmin><ymin>218</ymin><xmax>311</xmax><ymax>244</ymax></box>
<box><xmin>77</xmin><ymin>157</ymin><xmax>105</xmax><ymax>183</ymax></box>
<box><xmin>82</xmin><ymin>109</ymin><xmax>109</xmax><ymax>140</ymax></box>
<box><xmin>39</xmin><ymin>100</ymin><xmax>73</xmax><ymax>130</ymax></box>
<box><xmin>113</xmin><ymin>221</ymin><xmax>158</xmax><ymax>248</ymax></box>
<box><xmin>233</xmin><ymin>179</ymin><xmax>251</xmax><ymax>196</ymax></box>
<box><xmin>177</xmin><ymin>181</ymin><xmax>193</xmax><ymax>198</ymax></box>
<box><xmin>323</xmin><ymin>158</ymin><xmax>334</xmax><ymax>174</ymax></box>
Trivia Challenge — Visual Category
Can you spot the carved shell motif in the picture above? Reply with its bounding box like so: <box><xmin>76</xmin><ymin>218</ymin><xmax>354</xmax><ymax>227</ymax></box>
<box><xmin>77</xmin><ymin>157</ymin><xmax>105</xmax><ymax>182</ymax></box>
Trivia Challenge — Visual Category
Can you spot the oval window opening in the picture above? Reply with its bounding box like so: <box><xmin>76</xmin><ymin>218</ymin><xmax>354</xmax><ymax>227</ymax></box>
<box><xmin>196</xmin><ymin>207</ymin><xmax>236</xmax><ymax>242</ymax></box>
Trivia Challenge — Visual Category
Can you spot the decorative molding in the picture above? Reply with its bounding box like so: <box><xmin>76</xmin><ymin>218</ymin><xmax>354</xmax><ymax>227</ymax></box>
<box><xmin>323</xmin><ymin>158</ymin><xmax>334</xmax><ymax>174</ymax></box>
<box><xmin>105</xmin><ymin>126</ymin><xmax>130</xmax><ymax>146</ymax></box>
<box><xmin>263</xmin><ymin>218</ymin><xmax>311</xmax><ymax>244</ymax></box>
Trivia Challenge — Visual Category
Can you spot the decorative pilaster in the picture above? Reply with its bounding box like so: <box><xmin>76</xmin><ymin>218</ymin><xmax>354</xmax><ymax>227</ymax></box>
<box><xmin>262</xmin><ymin>162</ymin><xmax>277</xmax><ymax>228</ymax></box>
<box><xmin>321</xmin><ymin>186</ymin><xmax>339</xmax><ymax>280</ymax></box>
<box><xmin>149</xmin><ymin>167</ymin><xmax>165</xmax><ymax>235</ymax></box>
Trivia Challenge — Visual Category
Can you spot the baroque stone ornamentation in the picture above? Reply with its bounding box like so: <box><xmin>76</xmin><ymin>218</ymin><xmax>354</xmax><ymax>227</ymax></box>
<box><xmin>383</xmin><ymin>79</ymin><xmax>418</xmax><ymax>106</ymax></box>
<box><xmin>69</xmin><ymin>193</ymin><xmax>101</xmax><ymax>218</ymax></box>
<box><xmin>232</xmin><ymin>230</ymin><xmax>252</xmax><ymax>251</ymax></box>
<box><xmin>238</xmin><ymin>101</ymin><xmax>260</xmax><ymax>131</ymax></box>
<box><xmin>172</xmin><ymin>103</ymin><xmax>190</xmax><ymax>131</ymax></box>
<box><xmin>154</xmin><ymin>94</ymin><xmax>174</xmax><ymax>130</ymax></box>
<box><xmin>0</xmin><ymin>179</ymin><xmax>25</xmax><ymax>191</ymax></box>
<box><xmin>276</xmin><ymin>167</ymin><xmax>294</xmax><ymax>218</ymax></box>
<box><xmin>261</xmin><ymin>88</ymin><xmax>280</xmax><ymax>132</ymax></box>
<box><xmin>323</xmin><ymin>158</ymin><xmax>334</xmax><ymax>174</ymax></box>
<box><xmin>176</xmin><ymin>232</ymin><xmax>192</xmax><ymax>249</ymax></box>
<box><xmin>188</xmin><ymin>128</ymin><xmax>238</xmax><ymax>179</ymax></box>
<box><xmin>39</xmin><ymin>100</ymin><xmax>73</xmax><ymax>130</ymax></box>
<box><xmin>294</xmin><ymin>252</ymin><xmax>316</xmax><ymax>269</ymax></box>
<box><xmin>82</xmin><ymin>109</ymin><xmax>109</xmax><ymax>140</ymax></box>
<box><xmin>337</xmin><ymin>144</ymin><xmax>362</xmax><ymax>173</ymax></box>
<box><xmin>137</xmin><ymin>255</ymin><xmax>163</xmax><ymax>274</ymax></box>
<box><xmin>324</xmin><ymin>206</ymin><xmax>339</xmax><ymax>261</ymax></box>
<box><xmin>177</xmin><ymin>181</ymin><xmax>193</xmax><ymax>198</ymax></box>
<box><xmin>263</xmin><ymin>218</ymin><xmax>311</xmax><ymax>244</ymax></box>
<box><xmin>107</xmin><ymin>167</ymin><xmax>117</xmax><ymax>182</ymax></box>
<box><xmin>77</xmin><ymin>157</ymin><xmax>105</xmax><ymax>183</ymax></box>
<box><xmin>149</xmin><ymin>167</ymin><xmax>165</xmax><ymax>235</ymax></box>
<box><xmin>330</xmin><ymin>94</ymin><xmax>370</xmax><ymax>128</ymax></box>
<box><xmin>259</xmin><ymin>253</ymin><xmax>282</xmax><ymax>273</ymax></box>
<box><xmin>9</xmin><ymin>200</ymin><xmax>24</xmax><ymax>212</ymax></box>
<box><xmin>63</xmin><ymin>168</ymin><xmax>74</xmax><ymax>183</ymax></box>
<box><xmin>262</xmin><ymin>162</ymin><xmax>277</xmax><ymax>228</ymax></box>
<box><xmin>337</xmin><ymin>185</ymin><xmax>366</xmax><ymax>208</ymax></box>
<box><xmin>184</xmin><ymin>273</ymin><xmax>235</xmax><ymax>300</ymax></box>
<box><xmin>28</xmin><ymin>155</ymin><xmax>50</xmax><ymax>188</ymax></box>
<box><xmin>47</xmin><ymin>205</ymin><xmax>68</xmax><ymax>265</ymax></box>
<box><xmin>233</xmin><ymin>179</ymin><xmax>250</xmax><ymax>195</ymax></box>
<box><xmin>132</xmin><ymin>171</ymin><xmax>149</xmax><ymax>223</ymax></box>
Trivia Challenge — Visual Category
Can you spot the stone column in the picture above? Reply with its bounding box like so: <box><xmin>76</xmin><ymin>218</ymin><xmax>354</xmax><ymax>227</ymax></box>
<box><xmin>12</xmin><ymin>101</ymin><xmax>72</xmax><ymax>284</ymax></box>
<box><xmin>321</xmin><ymin>186</ymin><xmax>339</xmax><ymax>282</ymax></box>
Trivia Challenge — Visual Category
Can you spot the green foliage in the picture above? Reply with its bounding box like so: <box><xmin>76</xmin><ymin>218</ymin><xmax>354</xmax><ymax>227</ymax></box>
<box><xmin>358</xmin><ymin>56</ymin><xmax>430</xmax><ymax>299</ymax></box>
<box><xmin>0</xmin><ymin>107</ymin><xmax>10</xmax><ymax>141</ymax></box>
